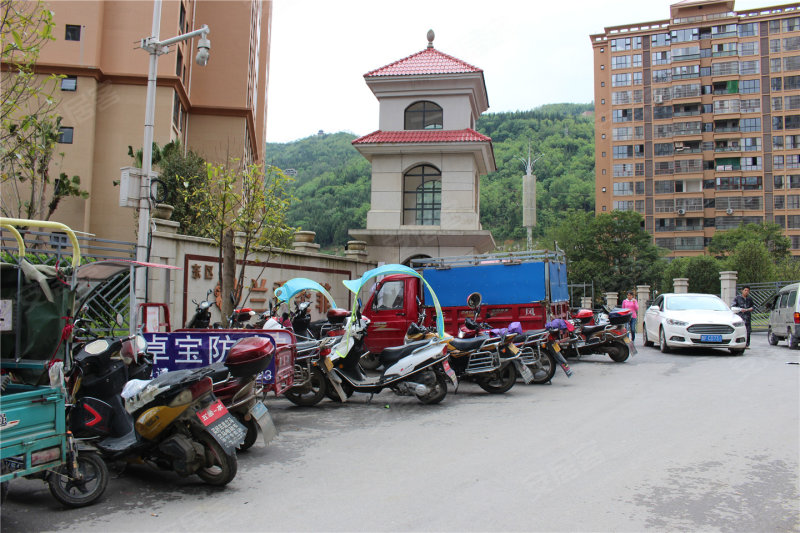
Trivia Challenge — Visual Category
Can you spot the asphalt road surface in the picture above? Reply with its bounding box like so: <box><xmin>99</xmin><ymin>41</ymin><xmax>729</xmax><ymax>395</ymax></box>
<box><xmin>2</xmin><ymin>332</ymin><xmax>798</xmax><ymax>533</ymax></box>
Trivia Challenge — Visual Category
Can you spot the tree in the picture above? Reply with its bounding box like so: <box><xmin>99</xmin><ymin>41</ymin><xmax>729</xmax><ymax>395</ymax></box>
<box><xmin>726</xmin><ymin>240</ymin><xmax>774</xmax><ymax>283</ymax></box>
<box><xmin>180</xmin><ymin>161</ymin><xmax>295</xmax><ymax>319</ymax></box>
<box><xmin>1</xmin><ymin>0</ymin><xmax>86</xmax><ymax>221</ymax></box>
<box><xmin>552</xmin><ymin>210</ymin><xmax>666</xmax><ymax>295</ymax></box>
<box><xmin>708</xmin><ymin>222</ymin><xmax>790</xmax><ymax>261</ymax></box>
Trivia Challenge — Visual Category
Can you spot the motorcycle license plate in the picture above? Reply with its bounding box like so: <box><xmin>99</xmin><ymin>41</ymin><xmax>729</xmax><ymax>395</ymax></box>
<box><xmin>552</xmin><ymin>342</ymin><xmax>561</xmax><ymax>352</ymax></box>
<box><xmin>198</xmin><ymin>400</ymin><xmax>247</xmax><ymax>454</ymax></box>
<box><xmin>515</xmin><ymin>360</ymin><xmax>535</xmax><ymax>384</ymax></box>
<box><xmin>442</xmin><ymin>360</ymin><xmax>458</xmax><ymax>387</ymax></box>
<box><xmin>507</xmin><ymin>343</ymin><xmax>519</xmax><ymax>354</ymax></box>
<box><xmin>249</xmin><ymin>401</ymin><xmax>277</xmax><ymax>446</ymax></box>
<box><xmin>701</xmin><ymin>335</ymin><xmax>723</xmax><ymax>343</ymax></box>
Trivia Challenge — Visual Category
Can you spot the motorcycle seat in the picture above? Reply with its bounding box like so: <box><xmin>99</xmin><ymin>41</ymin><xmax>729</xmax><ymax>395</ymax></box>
<box><xmin>513</xmin><ymin>329</ymin><xmax>548</xmax><ymax>343</ymax></box>
<box><xmin>581</xmin><ymin>324</ymin><xmax>607</xmax><ymax>336</ymax></box>
<box><xmin>194</xmin><ymin>362</ymin><xmax>231</xmax><ymax>383</ymax></box>
<box><xmin>379</xmin><ymin>340</ymin><xmax>430</xmax><ymax>367</ymax></box>
<box><xmin>448</xmin><ymin>336</ymin><xmax>488</xmax><ymax>352</ymax></box>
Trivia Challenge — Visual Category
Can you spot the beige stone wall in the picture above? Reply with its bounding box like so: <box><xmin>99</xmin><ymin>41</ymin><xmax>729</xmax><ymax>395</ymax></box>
<box><xmin>149</xmin><ymin>221</ymin><xmax>375</xmax><ymax>328</ymax></box>
<box><xmin>379</xmin><ymin>93</ymin><xmax>474</xmax><ymax>131</ymax></box>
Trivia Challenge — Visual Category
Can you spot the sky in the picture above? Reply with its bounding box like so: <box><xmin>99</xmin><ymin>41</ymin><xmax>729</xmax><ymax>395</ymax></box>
<box><xmin>265</xmin><ymin>0</ymin><xmax>768</xmax><ymax>144</ymax></box>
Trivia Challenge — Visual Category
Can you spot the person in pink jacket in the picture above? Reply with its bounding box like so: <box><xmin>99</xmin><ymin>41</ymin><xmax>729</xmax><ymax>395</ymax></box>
<box><xmin>621</xmin><ymin>290</ymin><xmax>639</xmax><ymax>341</ymax></box>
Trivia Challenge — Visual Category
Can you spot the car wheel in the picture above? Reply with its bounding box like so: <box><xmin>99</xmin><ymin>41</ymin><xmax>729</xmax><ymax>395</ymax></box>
<box><xmin>790</xmin><ymin>329</ymin><xmax>799</xmax><ymax>350</ymax></box>
<box><xmin>642</xmin><ymin>322</ymin><xmax>654</xmax><ymax>347</ymax></box>
<box><xmin>659</xmin><ymin>327</ymin><xmax>671</xmax><ymax>353</ymax></box>
<box><xmin>768</xmin><ymin>329</ymin><xmax>779</xmax><ymax>346</ymax></box>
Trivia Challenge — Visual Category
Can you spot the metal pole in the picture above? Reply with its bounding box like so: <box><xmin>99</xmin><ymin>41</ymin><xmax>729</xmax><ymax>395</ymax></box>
<box><xmin>135</xmin><ymin>0</ymin><xmax>162</xmax><ymax>313</ymax></box>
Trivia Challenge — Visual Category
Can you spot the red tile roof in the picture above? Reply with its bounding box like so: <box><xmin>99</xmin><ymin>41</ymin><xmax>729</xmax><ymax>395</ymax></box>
<box><xmin>352</xmin><ymin>129</ymin><xmax>492</xmax><ymax>145</ymax></box>
<box><xmin>364</xmin><ymin>47</ymin><xmax>482</xmax><ymax>78</ymax></box>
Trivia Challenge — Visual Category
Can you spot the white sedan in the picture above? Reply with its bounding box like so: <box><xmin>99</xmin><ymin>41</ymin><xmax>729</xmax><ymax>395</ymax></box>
<box><xmin>642</xmin><ymin>293</ymin><xmax>748</xmax><ymax>355</ymax></box>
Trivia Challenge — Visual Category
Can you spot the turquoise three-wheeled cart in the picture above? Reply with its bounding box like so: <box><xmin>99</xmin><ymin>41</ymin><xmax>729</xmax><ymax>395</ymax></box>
<box><xmin>0</xmin><ymin>218</ymin><xmax>108</xmax><ymax>507</ymax></box>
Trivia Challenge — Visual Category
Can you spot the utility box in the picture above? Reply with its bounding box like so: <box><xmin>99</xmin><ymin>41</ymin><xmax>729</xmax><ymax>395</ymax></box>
<box><xmin>119</xmin><ymin>167</ymin><xmax>159</xmax><ymax>208</ymax></box>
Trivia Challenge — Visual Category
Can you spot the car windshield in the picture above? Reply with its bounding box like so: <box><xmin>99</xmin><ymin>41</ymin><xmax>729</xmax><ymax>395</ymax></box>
<box><xmin>665</xmin><ymin>296</ymin><xmax>729</xmax><ymax>311</ymax></box>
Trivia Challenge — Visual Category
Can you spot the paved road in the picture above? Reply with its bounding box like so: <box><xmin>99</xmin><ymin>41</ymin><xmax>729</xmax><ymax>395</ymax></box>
<box><xmin>2</xmin><ymin>333</ymin><xmax>798</xmax><ymax>532</ymax></box>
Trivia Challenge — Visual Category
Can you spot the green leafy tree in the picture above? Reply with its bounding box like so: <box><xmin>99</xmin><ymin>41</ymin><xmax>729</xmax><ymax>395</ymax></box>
<box><xmin>179</xmin><ymin>161</ymin><xmax>295</xmax><ymax>318</ymax></box>
<box><xmin>553</xmin><ymin>210</ymin><xmax>666</xmax><ymax>295</ymax></box>
<box><xmin>725</xmin><ymin>240</ymin><xmax>775</xmax><ymax>283</ymax></box>
<box><xmin>708</xmin><ymin>222</ymin><xmax>790</xmax><ymax>261</ymax></box>
<box><xmin>659</xmin><ymin>257</ymin><xmax>690</xmax><ymax>294</ymax></box>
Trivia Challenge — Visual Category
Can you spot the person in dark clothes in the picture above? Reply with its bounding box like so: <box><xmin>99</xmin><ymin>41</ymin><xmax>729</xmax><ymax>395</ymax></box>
<box><xmin>733</xmin><ymin>286</ymin><xmax>755</xmax><ymax>348</ymax></box>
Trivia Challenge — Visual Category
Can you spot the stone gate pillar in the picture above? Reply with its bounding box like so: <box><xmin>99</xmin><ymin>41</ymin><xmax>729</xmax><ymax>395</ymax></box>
<box><xmin>635</xmin><ymin>285</ymin><xmax>650</xmax><ymax>331</ymax></box>
<box><xmin>720</xmin><ymin>271</ymin><xmax>738</xmax><ymax>306</ymax></box>
<box><xmin>605</xmin><ymin>292</ymin><xmax>619</xmax><ymax>309</ymax></box>
<box><xmin>673</xmin><ymin>278</ymin><xmax>689</xmax><ymax>293</ymax></box>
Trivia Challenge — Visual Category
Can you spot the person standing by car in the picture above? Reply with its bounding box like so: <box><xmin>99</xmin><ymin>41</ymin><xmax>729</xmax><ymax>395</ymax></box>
<box><xmin>733</xmin><ymin>286</ymin><xmax>755</xmax><ymax>348</ymax></box>
<box><xmin>621</xmin><ymin>290</ymin><xmax>639</xmax><ymax>342</ymax></box>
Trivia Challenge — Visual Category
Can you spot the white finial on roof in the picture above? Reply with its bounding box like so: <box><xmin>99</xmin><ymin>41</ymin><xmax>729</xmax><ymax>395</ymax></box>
<box><xmin>427</xmin><ymin>29</ymin><xmax>435</xmax><ymax>48</ymax></box>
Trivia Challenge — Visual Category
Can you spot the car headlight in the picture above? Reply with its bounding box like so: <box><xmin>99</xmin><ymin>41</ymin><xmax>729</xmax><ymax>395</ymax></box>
<box><xmin>733</xmin><ymin>319</ymin><xmax>744</xmax><ymax>327</ymax></box>
<box><xmin>666</xmin><ymin>318</ymin><xmax>688</xmax><ymax>327</ymax></box>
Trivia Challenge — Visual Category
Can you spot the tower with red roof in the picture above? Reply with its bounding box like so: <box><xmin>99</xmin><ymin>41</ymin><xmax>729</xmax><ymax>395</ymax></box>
<box><xmin>349</xmin><ymin>31</ymin><xmax>496</xmax><ymax>264</ymax></box>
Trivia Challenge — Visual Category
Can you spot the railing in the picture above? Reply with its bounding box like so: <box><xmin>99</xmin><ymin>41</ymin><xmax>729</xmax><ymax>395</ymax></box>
<box><xmin>0</xmin><ymin>228</ymin><xmax>135</xmax><ymax>264</ymax></box>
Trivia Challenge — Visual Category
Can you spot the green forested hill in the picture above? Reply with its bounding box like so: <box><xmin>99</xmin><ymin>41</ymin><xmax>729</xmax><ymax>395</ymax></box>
<box><xmin>265</xmin><ymin>103</ymin><xmax>595</xmax><ymax>249</ymax></box>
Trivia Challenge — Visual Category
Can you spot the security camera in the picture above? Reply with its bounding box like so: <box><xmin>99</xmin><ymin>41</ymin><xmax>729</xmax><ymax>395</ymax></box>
<box><xmin>196</xmin><ymin>36</ymin><xmax>210</xmax><ymax>66</ymax></box>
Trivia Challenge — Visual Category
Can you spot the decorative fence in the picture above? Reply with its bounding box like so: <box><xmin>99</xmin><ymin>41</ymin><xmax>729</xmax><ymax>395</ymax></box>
<box><xmin>737</xmin><ymin>280</ymin><xmax>799</xmax><ymax>331</ymax></box>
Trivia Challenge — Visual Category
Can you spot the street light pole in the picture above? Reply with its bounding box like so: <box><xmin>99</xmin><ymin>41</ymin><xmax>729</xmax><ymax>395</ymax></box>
<box><xmin>134</xmin><ymin>0</ymin><xmax>209</xmax><ymax>319</ymax></box>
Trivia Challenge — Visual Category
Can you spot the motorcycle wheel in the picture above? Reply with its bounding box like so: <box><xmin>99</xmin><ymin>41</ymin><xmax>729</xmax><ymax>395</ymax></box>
<box><xmin>1</xmin><ymin>481</ymin><xmax>8</xmax><ymax>503</ymax></box>
<box><xmin>196</xmin><ymin>434</ymin><xmax>238</xmax><ymax>486</ymax></box>
<box><xmin>608</xmin><ymin>341</ymin><xmax>630</xmax><ymax>363</ymax></box>
<box><xmin>324</xmin><ymin>380</ymin><xmax>354</xmax><ymax>402</ymax></box>
<box><xmin>284</xmin><ymin>367</ymin><xmax>326</xmax><ymax>406</ymax></box>
<box><xmin>478</xmin><ymin>364</ymin><xmax>516</xmax><ymax>394</ymax></box>
<box><xmin>529</xmin><ymin>351</ymin><xmax>557</xmax><ymax>384</ymax></box>
<box><xmin>48</xmin><ymin>452</ymin><xmax>108</xmax><ymax>508</ymax></box>
<box><xmin>237</xmin><ymin>416</ymin><xmax>259</xmax><ymax>452</ymax></box>
<box><xmin>359</xmin><ymin>353</ymin><xmax>381</xmax><ymax>371</ymax></box>
<box><xmin>416</xmin><ymin>372</ymin><xmax>448</xmax><ymax>405</ymax></box>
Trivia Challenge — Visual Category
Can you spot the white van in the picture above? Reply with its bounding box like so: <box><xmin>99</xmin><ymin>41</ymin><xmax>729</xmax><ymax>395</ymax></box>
<box><xmin>766</xmin><ymin>282</ymin><xmax>799</xmax><ymax>348</ymax></box>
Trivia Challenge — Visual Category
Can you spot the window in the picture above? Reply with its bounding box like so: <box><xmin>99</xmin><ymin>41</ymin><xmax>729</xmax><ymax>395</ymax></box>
<box><xmin>738</xmin><ymin>23</ymin><xmax>758</xmax><ymax>37</ymax></box>
<box><xmin>60</xmin><ymin>76</ymin><xmax>77</xmax><ymax>91</ymax></box>
<box><xmin>57</xmin><ymin>126</ymin><xmax>73</xmax><ymax>144</ymax></box>
<box><xmin>772</xmin><ymin>77</ymin><xmax>783</xmax><ymax>92</ymax></box>
<box><xmin>774</xmin><ymin>116</ymin><xmax>784</xmax><ymax>131</ymax></box>
<box><xmin>740</xmin><ymin>79</ymin><xmax>759</xmax><ymax>94</ymax></box>
<box><xmin>176</xmin><ymin>49</ymin><xmax>183</xmax><ymax>77</ymax></box>
<box><xmin>786</xmin><ymin>75</ymin><xmax>800</xmax><ymax>90</ymax></box>
<box><xmin>711</xmin><ymin>61</ymin><xmax>738</xmax><ymax>76</ymax></box>
<box><xmin>740</xmin><ymin>60</ymin><xmax>760</xmax><ymax>75</ymax></box>
<box><xmin>771</xmin><ymin>20</ymin><xmax>781</xmax><ymax>34</ymax></box>
<box><xmin>772</xmin><ymin>57</ymin><xmax>783</xmax><ymax>73</ymax></box>
<box><xmin>775</xmin><ymin>175</ymin><xmax>785</xmax><ymax>189</ymax></box>
<box><xmin>654</xmin><ymin>142</ymin><xmax>673</xmax><ymax>156</ymax></box>
<box><xmin>374</xmin><ymin>281</ymin><xmax>405</xmax><ymax>310</ymax></box>
<box><xmin>671</xmin><ymin>28</ymin><xmax>699</xmax><ymax>42</ymax></box>
<box><xmin>738</xmin><ymin>41</ymin><xmax>759</xmax><ymax>55</ymax></box>
<box><xmin>673</xmin><ymin>84</ymin><xmax>700</xmax><ymax>98</ymax></box>
<box><xmin>791</xmin><ymin>174</ymin><xmax>800</xmax><ymax>188</ymax></box>
<box><xmin>172</xmin><ymin>91</ymin><xmax>183</xmax><ymax>130</ymax></box>
<box><xmin>633</xmin><ymin>72</ymin><xmax>642</xmax><ymax>85</ymax></box>
<box><xmin>653</xmin><ymin>69</ymin><xmax>672</xmax><ymax>83</ymax></box>
<box><xmin>784</xmin><ymin>36</ymin><xmax>800</xmax><ymax>51</ymax></box>
<box><xmin>652</xmin><ymin>33</ymin><xmax>671</xmax><ymax>47</ymax></box>
<box><xmin>787</xmin><ymin>134</ymin><xmax>800</xmax><ymax>149</ymax></box>
<box><xmin>776</xmin><ymin>155</ymin><xmax>785</xmax><ymax>170</ymax></box>
<box><xmin>788</xmin><ymin>154</ymin><xmax>800</xmax><ymax>169</ymax></box>
<box><xmin>785</xmin><ymin>56</ymin><xmax>800</xmax><ymax>72</ymax></box>
<box><xmin>611</xmin><ymin>37</ymin><xmax>631</xmax><ymax>51</ymax></box>
<box><xmin>613</xmin><ymin>182</ymin><xmax>634</xmax><ymax>196</ymax></box>
<box><xmin>712</xmin><ymin>24</ymin><xmax>737</xmax><ymax>38</ymax></box>
<box><xmin>740</xmin><ymin>98</ymin><xmax>760</xmax><ymax>113</ymax></box>
<box><xmin>672</xmin><ymin>64</ymin><xmax>699</xmax><ymax>79</ymax></box>
<box><xmin>611</xmin><ymin>55</ymin><xmax>631</xmax><ymax>69</ymax></box>
<box><xmin>613</xmin><ymin>164</ymin><xmax>634</xmax><ymax>177</ymax></box>
<box><xmin>632</xmin><ymin>54</ymin><xmax>642</xmax><ymax>68</ymax></box>
<box><xmin>613</xmin><ymin>145</ymin><xmax>634</xmax><ymax>159</ymax></box>
<box><xmin>742</xmin><ymin>137</ymin><xmax>761</xmax><ymax>151</ymax></box>
<box><xmin>653</xmin><ymin>105</ymin><xmax>673</xmax><ymax>119</ymax></box>
<box><xmin>613</xmin><ymin>127</ymin><xmax>633</xmax><ymax>141</ymax></box>
<box><xmin>775</xmin><ymin>195</ymin><xmax>786</xmax><ymax>209</ymax></box>
<box><xmin>613</xmin><ymin>201</ymin><xmax>634</xmax><ymax>211</ymax></box>
<box><xmin>635</xmin><ymin>181</ymin><xmax>645</xmax><ymax>194</ymax></box>
<box><xmin>652</xmin><ymin>51</ymin><xmax>671</xmax><ymax>65</ymax></box>
<box><xmin>775</xmin><ymin>135</ymin><xmax>785</xmax><ymax>150</ymax></box>
<box><xmin>771</xmin><ymin>39</ymin><xmax>782</xmax><ymax>53</ymax></box>
<box><xmin>787</xmin><ymin>95</ymin><xmax>800</xmax><ymax>110</ymax></box>
<box><xmin>655</xmin><ymin>180</ymin><xmax>675</xmax><ymax>194</ymax></box>
<box><xmin>673</xmin><ymin>46</ymin><xmax>700</xmax><ymax>61</ymax></box>
<box><xmin>787</xmin><ymin>115</ymin><xmax>800</xmax><ymax>130</ymax></box>
<box><xmin>740</xmin><ymin>118</ymin><xmax>760</xmax><ymax>132</ymax></box>
<box><xmin>655</xmin><ymin>161</ymin><xmax>674</xmax><ymax>175</ymax></box>
<box><xmin>784</xmin><ymin>17</ymin><xmax>800</xmax><ymax>33</ymax></box>
<box><xmin>612</xmin><ymin>73</ymin><xmax>631</xmax><ymax>87</ymax></box>
<box><xmin>774</xmin><ymin>97</ymin><xmax>784</xmax><ymax>112</ymax></box>
<box><xmin>741</xmin><ymin>156</ymin><xmax>762</xmax><ymax>171</ymax></box>
<box><xmin>612</xmin><ymin>109</ymin><xmax>633</xmax><ymax>122</ymax></box>
<box><xmin>405</xmin><ymin>101</ymin><xmax>443</xmax><ymax>130</ymax></box>
<box><xmin>403</xmin><ymin>165</ymin><xmax>441</xmax><ymax>225</ymax></box>
<box><xmin>612</xmin><ymin>90</ymin><xmax>632</xmax><ymax>105</ymax></box>
<box><xmin>65</xmin><ymin>24</ymin><xmax>81</xmax><ymax>41</ymax></box>
<box><xmin>655</xmin><ymin>199</ymin><xmax>675</xmax><ymax>213</ymax></box>
<box><xmin>742</xmin><ymin>176</ymin><xmax>763</xmax><ymax>190</ymax></box>
<box><xmin>788</xmin><ymin>195</ymin><xmax>800</xmax><ymax>209</ymax></box>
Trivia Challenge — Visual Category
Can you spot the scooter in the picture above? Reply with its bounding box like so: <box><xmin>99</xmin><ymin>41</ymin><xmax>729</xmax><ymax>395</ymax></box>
<box><xmin>66</xmin><ymin>335</ymin><xmax>245</xmax><ymax>486</ymax></box>
<box><xmin>567</xmin><ymin>307</ymin><xmax>636</xmax><ymax>362</ymax></box>
<box><xmin>320</xmin><ymin>302</ymin><xmax>456</xmax><ymax>405</ymax></box>
<box><xmin>191</xmin><ymin>337</ymin><xmax>278</xmax><ymax>451</ymax></box>
<box><xmin>405</xmin><ymin>298</ymin><xmax>530</xmax><ymax>393</ymax></box>
<box><xmin>185</xmin><ymin>290</ymin><xmax>215</xmax><ymax>329</ymax></box>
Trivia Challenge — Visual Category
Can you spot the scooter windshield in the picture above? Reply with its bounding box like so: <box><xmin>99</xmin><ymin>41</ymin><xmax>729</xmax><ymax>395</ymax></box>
<box><xmin>342</xmin><ymin>264</ymin><xmax>445</xmax><ymax>338</ymax></box>
<box><xmin>274</xmin><ymin>278</ymin><xmax>337</xmax><ymax>309</ymax></box>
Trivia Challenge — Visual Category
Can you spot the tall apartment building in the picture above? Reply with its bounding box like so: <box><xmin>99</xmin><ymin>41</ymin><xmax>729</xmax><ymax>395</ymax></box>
<box><xmin>592</xmin><ymin>0</ymin><xmax>800</xmax><ymax>256</ymax></box>
<box><xmin>1</xmin><ymin>0</ymin><xmax>272</xmax><ymax>244</ymax></box>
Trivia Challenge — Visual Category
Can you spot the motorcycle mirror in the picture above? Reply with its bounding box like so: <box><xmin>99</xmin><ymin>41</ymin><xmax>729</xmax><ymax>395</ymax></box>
<box><xmin>467</xmin><ymin>292</ymin><xmax>482</xmax><ymax>310</ymax></box>
<box><xmin>115</xmin><ymin>313</ymin><xmax>124</xmax><ymax>326</ymax></box>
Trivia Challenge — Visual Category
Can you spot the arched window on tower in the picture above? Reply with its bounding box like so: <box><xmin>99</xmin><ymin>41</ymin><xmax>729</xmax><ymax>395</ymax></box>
<box><xmin>403</xmin><ymin>165</ymin><xmax>441</xmax><ymax>225</ymax></box>
<box><xmin>404</xmin><ymin>101</ymin><xmax>443</xmax><ymax>130</ymax></box>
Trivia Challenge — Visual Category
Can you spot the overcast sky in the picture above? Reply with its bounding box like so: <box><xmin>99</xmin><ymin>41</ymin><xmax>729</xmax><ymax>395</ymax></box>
<box><xmin>266</xmin><ymin>0</ymin><xmax>768</xmax><ymax>143</ymax></box>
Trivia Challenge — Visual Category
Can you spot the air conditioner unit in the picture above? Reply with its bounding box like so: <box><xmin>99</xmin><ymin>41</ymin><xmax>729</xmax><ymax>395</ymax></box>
<box><xmin>654</xmin><ymin>94</ymin><xmax>663</xmax><ymax>103</ymax></box>
<box><xmin>674</xmin><ymin>142</ymin><xmax>684</xmax><ymax>148</ymax></box>
<box><xmin>677</xmin><ymin>208</ymin><xmax>686</xmax><ymax>215</ymax></box>
<box><xmin>726</xmin><ymin>207</ymin><xmax>735</xmax><ymax>215</ymax></box>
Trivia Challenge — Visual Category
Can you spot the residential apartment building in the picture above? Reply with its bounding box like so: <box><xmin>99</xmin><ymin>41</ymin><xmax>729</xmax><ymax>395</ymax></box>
<box><xmin>592</xmin><ymin>0</ymin><xmax>800</xmax><ymax>256</ymax></box>
<box><xmin>2</xmin><ymin>0</ymin><xmax>272</xmax><ymax>244</ymax></box>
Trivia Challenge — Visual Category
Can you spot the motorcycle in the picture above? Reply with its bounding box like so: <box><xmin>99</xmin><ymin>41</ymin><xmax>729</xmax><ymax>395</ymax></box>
<box><xmin>320</xmin><ymin>301</ymin><xmax>456</xmax><ymax>405</ymax></box>
<box><xmin>66</xmin><ymin>334</ymin><xmax>245</xmax><ymax>486</ymax></box>
<box><xmin>191</xmin><ymin>337</ymin><xmax>278</xmax><ymax>451</ymax></box>
<box><xmin>185</xmin><ymin>290</ymin><xmax>215</xmax><ymax>329</ymax></box>
<box><xmin>567</xmin><ymin>307</ymin><xmax>636</xmax><ymax>362</ymax></box>
<box><xmin>405</xmin><ymin>297</ymin><xmax>530</xmax><ymax>393</ymax></box>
